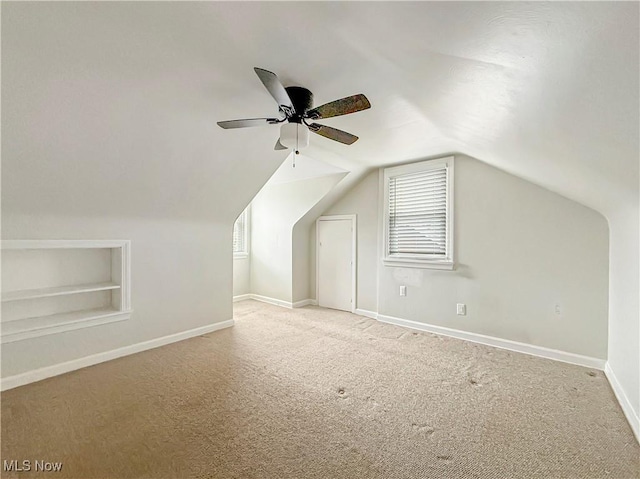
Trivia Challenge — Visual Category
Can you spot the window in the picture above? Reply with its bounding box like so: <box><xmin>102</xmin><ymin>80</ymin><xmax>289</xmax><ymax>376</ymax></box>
<box><xmin>233</xmin><ymin>207</ymin><xmax>249</xmax><ymax>257</ymax></box>
<box><xmin>383</xmin><ymin>156</ymin><xmax>454</xmax><ymax>269</ymax></box>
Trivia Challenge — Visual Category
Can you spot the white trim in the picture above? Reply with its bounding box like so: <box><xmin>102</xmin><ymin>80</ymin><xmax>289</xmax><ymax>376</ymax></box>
<box><xmin>1</xmin><ymin>309</ymin><xmax>132</xmax><ymax>344</ymax></box>
<box><xmin>316</xmin><ymin>214</ymin><xmax>356</xmax><ymax>221</ymax></box>
<box><xmin>316</xmin><ymin>214</ymin><xmax>357</xmax><ymax>313</ymax></box>
<box><xmin>356</xmin><ymin>308</ymin><xmax>637</xmax><ymax>437</ymax></box>
<box><xmin>605</xmin><ymin>363</ymin><xmax>640</xmax><ymax>442</ymax></box>
<box><xmin>1</xmin><ymin>240</ymin><xmax>132</xmax><ymax>343</ymax></box>
<box><xmin>233</xmin><ymin>294</ymin><xmax>252</xmax><ymax>303</ymax></box>
<box><xmin>382</xmin><ymin>259</ymin><xmax>455</xmax><ymax>270</ymax></box>
<box><xmin>376</xmin><ymin>169</ymin><xmax>384</xmax><ymax>318</ymax></box>
<box><xmin>355</xmin><ymin>309</ymin><xmax>378</xmax><ymax>320</ymax></box>
<box><xmin>382</xmin><ymin>156</ymin><xmax>455</xmax><ymax>269</ymax></box>
<box><xmin>0</xmin><ymin>320</ymin><xmax>235</xmax><ymax>391</ymax></box>
<box><xmin>377</xmin><ymin>313</ymin><xmax>606</xmax><ymax>370</ymax></box>
<box><xmin>250</xmin><ymin>294</ymin><xmax>293</xmax><ymax>309</ymax></box>
<box><xmin>2</xmin><ymin>282</ymin><xmax>121</xmax><ymax>302</ymax></box>
<box><xmin>292</xmin><ymin>299</ymin><xmax>316</xmax><ymax>308</ymax></box>
<box><xmin>233</xmin><ymin>294</ymin><xmax>316</xmax><ymax>309</ymax></box>
<box><xmin>119</xmin><ymin>240</ymin><xmax>132</xmax><ymax>311</ymax></box>
<box><xmin>2</xmin><ymin>239</ymin><xmax>130</xmax><ymax>249</ymax></box>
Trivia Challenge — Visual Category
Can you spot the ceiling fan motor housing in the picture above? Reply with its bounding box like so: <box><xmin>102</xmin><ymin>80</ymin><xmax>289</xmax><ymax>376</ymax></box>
<box><xmin>285</xmin><ymin>86</ymin><xmax>313</xmax><ymax>120</ymax></box>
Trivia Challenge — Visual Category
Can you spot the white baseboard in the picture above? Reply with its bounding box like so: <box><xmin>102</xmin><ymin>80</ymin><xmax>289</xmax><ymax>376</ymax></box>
<box><xmin>249</xmin><ymin>294</ymin><xmax>292</xmax><ymax>308</ymax></box>
<box><xmin>292</xmin><ymin>299</ymin><xmax>317</xmax><ymax>308</ymax></box>
<box><xmin>374</xmin><ymin>312</ymin><xmax>635</xmax><ymax>441</ymax></box>
<box><xmin>355</xmin><ymin>308</ymin><xmax>378</xmax><ymax>320</ymax></box>
<box><xmin>232</xmin><ymin>294</ymin><xmax>251</xmax><ymax>302</ymax></box>
<box><xmin>234</xmin><ymin>294</ymin><xmax>316</xmax><ymax>309</ymax></box>
<box><xmin>377</xmin><ymin>313</ymin><xmax>606</xmax><ymax>370</ymax></box>
<box><xmin>605</xmin><ymin>363</ymin><xmax>640</xmax><ymax>442</ymax></box>
<box><xmin>0</xmin><ymin>320</ymin><xmax>235</xmax><ymax>391</ymax></box>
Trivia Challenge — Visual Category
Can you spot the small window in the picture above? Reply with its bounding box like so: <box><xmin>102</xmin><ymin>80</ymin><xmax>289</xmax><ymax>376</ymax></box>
<box><xmin>233</xmin><ymin>207</ymin><xmax>249</xmax><ymax>257</ymax></box>
<box><xmin>383</xmin><ymin>157</ymin><xmax>454</xmax><ymax>269</ymax></box>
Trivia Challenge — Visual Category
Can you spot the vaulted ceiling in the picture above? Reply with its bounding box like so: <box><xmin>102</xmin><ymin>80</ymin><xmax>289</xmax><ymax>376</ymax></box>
<box><xmin>3</xmin><ymin>2</ymin><xmax>638</xmax><ymax>221</ymax></box>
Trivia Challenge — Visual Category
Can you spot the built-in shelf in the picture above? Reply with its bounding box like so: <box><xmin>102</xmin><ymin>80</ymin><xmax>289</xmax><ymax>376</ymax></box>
<box><xmin>1</xmin><ymin>240</ymin><xmax>132</xmax><ymax>343</ymax></box>
<box><xmin>1</xmin><ymin>307</ymin><xmax>130</xmax><ymax>343</ymax></box>
<box><xmin>2</xmin><ymin>282</ymin><xmax>121</xmax><ymax>303</ymax></box>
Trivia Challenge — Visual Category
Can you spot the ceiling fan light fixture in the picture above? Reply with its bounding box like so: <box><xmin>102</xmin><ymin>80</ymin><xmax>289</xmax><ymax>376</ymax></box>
<box><xmin>280</xmin><ymin>122</ymin><xmax>309</xmax><ymax>150</ymax></box>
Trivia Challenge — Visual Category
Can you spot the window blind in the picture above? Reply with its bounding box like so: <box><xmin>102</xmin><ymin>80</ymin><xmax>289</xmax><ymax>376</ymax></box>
<box><xmin>233</xmin><ymin>209</ymin><xmax>247</xmax><ymax>254</ymax></box>
<box><xmin>388</xmin><ymin>166</ymin><xmax>448</xmax><ymax>257</ymax></box>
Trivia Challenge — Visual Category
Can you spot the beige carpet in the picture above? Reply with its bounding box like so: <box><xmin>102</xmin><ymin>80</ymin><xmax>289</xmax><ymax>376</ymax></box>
<box><xmin>1</xmin><ymin>300</ymin><xmax>638</xmax><ymax>478</ymax></box>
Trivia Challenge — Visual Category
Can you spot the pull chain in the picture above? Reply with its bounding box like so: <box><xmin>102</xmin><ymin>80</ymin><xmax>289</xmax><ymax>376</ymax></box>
<box><xmin>293</xmin><ymin>124</ymin><xmax>299</xmax><ymax>167</ymax></box>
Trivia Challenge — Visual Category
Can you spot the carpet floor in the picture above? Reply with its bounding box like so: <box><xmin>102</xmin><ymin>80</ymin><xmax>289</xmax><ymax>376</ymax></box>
<box><xmin>1</xmin><ymin>300</ymin><xmax>638</xmax><ymax>478</ymax></box>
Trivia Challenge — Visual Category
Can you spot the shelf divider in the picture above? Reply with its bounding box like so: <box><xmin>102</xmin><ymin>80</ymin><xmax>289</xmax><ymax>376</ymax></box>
<box><xmin>2</xmin><ymin>282</ymin><xmax>121</xmax><ymax>303</ymax></box>
<box><xmin>1</xmin><ymin>307</ymin><xmax>130</xmax><ymax>343</ymax></box>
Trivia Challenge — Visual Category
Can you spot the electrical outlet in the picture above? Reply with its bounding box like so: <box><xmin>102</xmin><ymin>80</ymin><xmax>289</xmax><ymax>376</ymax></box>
<box><xmin>456</xmin><ymin>303</ymin><xmax>466</xmax><ymax>315</ymax></box>
<box><xmin>400</xmin><ymin>285</ymin><xmax>407</xmax><ymax>297</ymax></box>
<box><xmin>555</xmin><ymin>303</ymin><xmax>561</xmax><ymax>316</ymax></box>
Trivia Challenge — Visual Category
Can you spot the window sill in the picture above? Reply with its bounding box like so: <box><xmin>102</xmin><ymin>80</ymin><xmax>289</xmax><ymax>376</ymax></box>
<box><xmin>383</xmin><ymin>258</ymin><xmax>455</xmax><ymax>270</ymax></box>
<box><xmin>233</xmin><ymin>253</ymin><xmax>249</xmax><ymax>260</ymax></box>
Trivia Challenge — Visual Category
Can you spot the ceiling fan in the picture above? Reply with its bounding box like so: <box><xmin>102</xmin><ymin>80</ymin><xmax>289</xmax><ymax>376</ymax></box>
<box><xmin>217</xmin><ymin>67</ymin><xmax>371</xmax><ymax>152</ymax></box>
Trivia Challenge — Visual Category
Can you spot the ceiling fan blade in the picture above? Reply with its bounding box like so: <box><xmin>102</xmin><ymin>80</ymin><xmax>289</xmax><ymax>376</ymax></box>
<box><xmin>306</xmin><ymin>94</ymin><xmax>371</xmax><ymax>120</ymax></box>
<box><xmin>274</xmin><ymin>139</ymin><xmax>288</xmax><ymax>150</ymax></box>
<box><xmin>308</xmin><ymin>123</ymin><xmax>359</xmax><ymax>145</ymax></box>
<box><xmin>254</xmin><ymin>67</ymin><xmax>295</xmax><ymax>113</ymax></box>
<box><xmin>217</xmin><ymin>118</ymin><xmax>279</xmax><ymax>129</ymax></box>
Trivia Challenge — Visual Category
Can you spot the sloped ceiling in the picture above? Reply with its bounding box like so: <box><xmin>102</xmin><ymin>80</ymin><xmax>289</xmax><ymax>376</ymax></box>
<box><xmin>2</xmin><ymin>2</ymin><xmax>638</xmax><ymax>221</ymax></box>
<box><xmin>267</xmin><ymin>153</ymin><xmax>347</xmax><ymax>186</ymax></box>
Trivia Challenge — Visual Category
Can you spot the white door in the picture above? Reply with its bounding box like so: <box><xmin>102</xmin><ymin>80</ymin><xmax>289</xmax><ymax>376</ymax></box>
<box><xmin>318</xmin><ymin>218</ymin><xmax>354</xmax><ymax>312</ymax></box>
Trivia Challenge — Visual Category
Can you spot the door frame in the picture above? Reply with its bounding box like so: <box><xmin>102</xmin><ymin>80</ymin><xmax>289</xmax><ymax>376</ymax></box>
<box><xmin>316</xmin><ymin>214</ymin><xmax>357</xmax><ymax>313</ymax></box>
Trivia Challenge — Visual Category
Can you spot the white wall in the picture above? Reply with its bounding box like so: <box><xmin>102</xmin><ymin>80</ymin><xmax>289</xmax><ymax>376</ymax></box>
<box><xmin>1</xmin><ymin>3</ymin><xmax>287</xmax><ymax>378</ymax></box>
<box><xmin>607</xmin><ymin>204</ymin><xmax>640</xmax><ymax>430</ymax></box>
<box><xmin>292</xmin><ymin>222</ymin><xmax>312</xmax><ymax>304</ymax></box>
<box><xmin>251</xmin><ymin>174</ymin><xmax>346</xmax><ymax>303</ymax></box>
<box><xmin>316</xmin><ymin>155</ymin><xmax>610</xmax><ymax>359</ymax></box>
<box><xmin>233</xmin><ymin>256</ymin><xmax>251</xmax><ymax>297</ymax></box>
<box><xmin>1</xmin><ymin>215</ymin><xmax>233</xmax><ymax>377</ymax></box>
<box><xmin>289</xmin><ymin>160</ymin><xmax>372</xmax><ymax>305</ymax></box>
<box><xmin>312</xmin><ymin>170</ymin><xmax>381</xmax><ymax>311</ymax></box>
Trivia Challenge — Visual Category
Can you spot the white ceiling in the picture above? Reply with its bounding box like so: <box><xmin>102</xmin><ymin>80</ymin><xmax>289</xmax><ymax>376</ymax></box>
<box><xmin>3</xmin><ymin>2</ymin><xmax>638</xmax><ymax>220</ymax></box>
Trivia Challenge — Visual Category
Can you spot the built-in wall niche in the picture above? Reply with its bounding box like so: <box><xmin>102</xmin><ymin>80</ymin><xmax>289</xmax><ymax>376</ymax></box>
<box><xmin>1</xmin><ymin>240</ymin><xmax>131</xmax><ymax>343</ymax></box>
